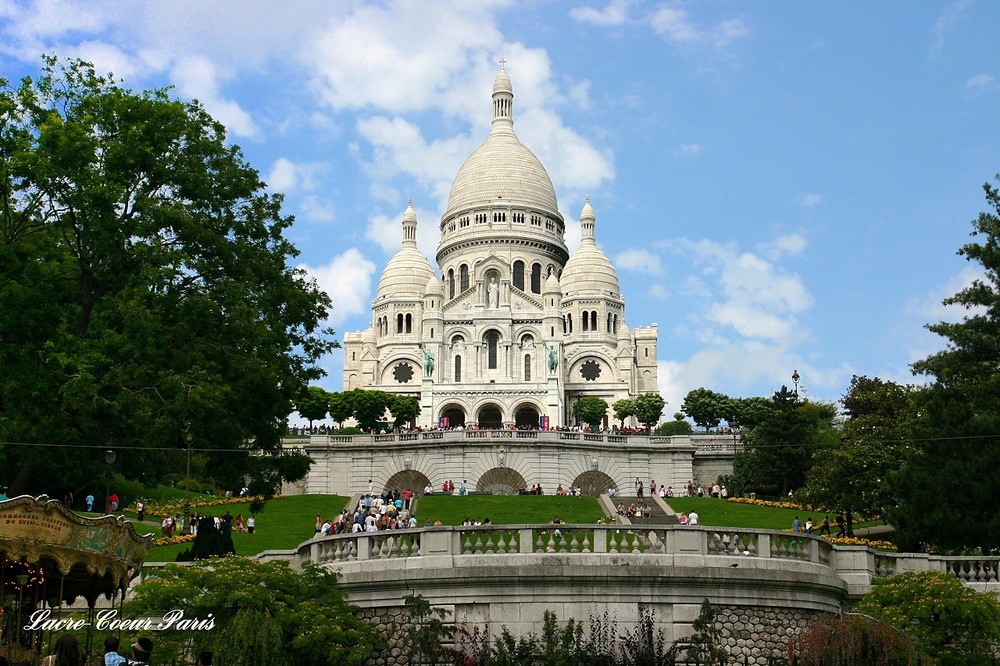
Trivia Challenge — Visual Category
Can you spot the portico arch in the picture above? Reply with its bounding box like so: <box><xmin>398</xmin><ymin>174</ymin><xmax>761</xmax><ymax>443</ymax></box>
<box><xmin>514</xmin><ymin>404</ymin><xmax>540</xmax><ymax>429</ymax></box>
<box><xmin>477</xmin><ymin>403</ymin><xmax>503</xmax><ymax>429</ymax></box>
<box><xmin>571</xmin><ymin>470</ymin><xmax>618</xmax><ymax>497</ymax></box>
<box><xmin>477</xmin><ymin>467</ymin><xmax>527</xmax><ymax>495</ymax></box>
<box><xmin>440</xmin><ymin>404</ymin><xmax>466</xmax><ymax>428</ymax></box>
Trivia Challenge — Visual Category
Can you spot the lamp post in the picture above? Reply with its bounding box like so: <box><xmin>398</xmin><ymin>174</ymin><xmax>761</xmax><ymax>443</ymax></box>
<box><xmin>792</xmin><ymin>369</ymin><xmax>800</xmax><ymax>398</ymax></box>
<box><xmin>104</xmin><ymin>446</ymin><xmax>116</xmax><ymax>514</ymax></box>
<box><xmin>184</xmin><ymin>425</ymin><xmax>193</xmax><ymax>535</ymax></box>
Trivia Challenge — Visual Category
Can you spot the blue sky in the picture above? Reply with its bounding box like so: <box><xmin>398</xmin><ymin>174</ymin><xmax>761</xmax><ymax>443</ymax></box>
<box><xmin>2</xmin><ymin>0</ymin><xmax>997</xmax><ymax>414</ymax></box>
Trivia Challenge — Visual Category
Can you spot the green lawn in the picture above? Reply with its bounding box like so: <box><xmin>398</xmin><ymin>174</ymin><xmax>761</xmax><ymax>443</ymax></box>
<box><xmin>146</xmin><ymin>494</ymin><xmax>349</xmax><ymax>562</ymax></box>
<box><xmin>664</xmin><ymin>497</ymin><xmax>877</xmax><ymax>531</ymax></box>
<box><xmin>415</xmin><ymin>494</ymin><xmax>605</xmax><ymax>526</ymax></box>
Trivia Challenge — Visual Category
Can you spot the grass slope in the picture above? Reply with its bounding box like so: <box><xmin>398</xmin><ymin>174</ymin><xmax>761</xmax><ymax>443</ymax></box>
<box><xmin>416</xmin><ymin>494</ymin><xmax>605</xmax><ymax>526</ymax></box>
<box><xmin>146</xmin><ymin>494</ymin><xmax>349</xmax><ymax>562</ymax></box>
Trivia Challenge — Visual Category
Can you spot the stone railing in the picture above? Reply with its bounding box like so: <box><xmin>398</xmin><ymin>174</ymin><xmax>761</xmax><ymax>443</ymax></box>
<box><xmin>287</xmin><ymin>431</ymin><xmax>735</xmax><ymax>451</ymax></box>
<box><xmin>297</xmin><ymin>524</ymin><xmax>833</xmax><ymax>567</ymax></box>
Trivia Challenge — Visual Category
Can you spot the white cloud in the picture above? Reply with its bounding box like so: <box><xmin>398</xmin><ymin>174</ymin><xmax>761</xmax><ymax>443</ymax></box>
<box><xmin>171</xmin><ymin>55</ymin><xmax>260</xmax><ymax>139</ymax></box>
<box><xmin>649</xmin><ymin>6</ymin><xmax>748</xmax><ymax>48</ymax></box>
<box><xmin>679</xmin><ymin>143</ymin><xmax>702</xmax><ymax>155</ymax></box>
<box><xmin>365</xmin><ymin>204</ymin><xmax>440</xmax><ymax>261</ymax></box>
<box><xmin>300</xmin><ymin>195</ymin><xmax>336</xmax><ymax>223</ymax></box>
<box><xmin>964</xmin><ymin>73</ymin><xmax>996</xmax><ymax>89</ymax></box>
<box><xmin>569</xmin><ymin>0</ymin><xmax>632</xmax><ymax>27</ymax></box>
<box><xmin>757</xmin><ymin>233</ymin><xmax>807</xmax><ymax>259</ymax></box>
<box><xmin>932</xmin><ymin>0</ymin><xmax>972</xmax><ymax>55</ymax></box>
<box><xmin>265</xmin><ymin>157</ymin><xmax>329</xmax><ymax>194</ymax></box>
<box><xmin>616</xmin><ymin>248</ymin><xmax>663</xmax><ymax>275</ymax></box>
<box><xmin>906</xmin><ymin>265</ymin><xmax>986</xmax><ymax>321</ymax></box>
<box><xmin>799</xmin><ymin>193</ymin><xmax>824</xmax><ymax>207</ymax></box>
<box><xmin>300</xmin><ymin>248</ymin><xmax>377</xmax><ymax>326</ymax></box>
<box><xmin>679</xmin><ymin>238</ymin><xmax>813</xmax><ymax>341</ymax></box>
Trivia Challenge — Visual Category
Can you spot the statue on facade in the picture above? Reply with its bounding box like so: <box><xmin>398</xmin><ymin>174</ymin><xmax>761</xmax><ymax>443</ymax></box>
<box><xmin>423</xmin><ymin>348</ymin><xmax>435</xmax><ymax>377</ymax></box>
<box><xmin>488</xmin><ymin>278</ymin><xmax>499</xmax><ymax>309</ymax></box>
<box><xmin>547</xmin><ymin>345</ymin><xmax>558</xmax><ymax>374</ymax></box>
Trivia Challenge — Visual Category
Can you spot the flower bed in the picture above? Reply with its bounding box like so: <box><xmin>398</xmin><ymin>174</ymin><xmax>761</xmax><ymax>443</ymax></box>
<box><xmin>153</xmin><ymin>533</ymin><xmax>196</xmax><ymax>547</ymax></box>
<box><xmin>143</xmin><ymin>494</ymin><xmax>285</xmax><ymax>519</ymax></box>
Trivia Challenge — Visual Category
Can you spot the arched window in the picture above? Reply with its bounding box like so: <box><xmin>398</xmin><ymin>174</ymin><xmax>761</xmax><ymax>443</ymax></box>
<box><xmin>607</xmin><ymin>312</ymin><xmax>612</xmax><ymax>333</ymax></box>
<box><xmin>454</xmin><ymin>356</ymin><xmax>462</xmax><ymax>382</ymax></box>
<box><xmin>590</xmin><ymin>310</ymin><xmax>598</xmax><ymax>331</ymax></box>
<box><xmin>513</xmin><ymin>260</ymin><xmax>525</xmax><ymax>290</ymax></box>
<box><xmin>613</xmin><ymin>314</ymin><xmax>618</xmax><ymax>334</ymax></box>
<box><xmin>405</xmin><ymin>313</ymin><xmax>412</xmax><ymax>334</ymax></box>
<box><xmin>524</xmin><ymin>355</ymin><xmax>531</xmax><ymax>381</ymax></box>
<box><xmin>582</xmin><ymin>312</ymin><xmax>589</xmax><ymax>332</ymax></box>
<box><xmin>460</xmin><ymin>265</ymin><xmax>469</xmax><ymax>292</ymax></box>
<box><xmin>567</xmin><ymin>313</ymin><xmax>573</xmax><ymax>333</ymax></box>
<box><xmin>396</xmin><ymin>313</ymin><xmax>403</xmax><ymax>334</ymax></box>
<box><xmin>448</xmin><ymin>269</ymin><xmax>455</xmax><ymax>299</ymax></box>
<box><xmin>530</xmin><ymin>263</ymin><xmax>542</xmax><ymax>293</ymax></box>
<box><xmin>487</xmin><ymin>332</ymin><xmax>498</xmax><ymax>369</ymax></box>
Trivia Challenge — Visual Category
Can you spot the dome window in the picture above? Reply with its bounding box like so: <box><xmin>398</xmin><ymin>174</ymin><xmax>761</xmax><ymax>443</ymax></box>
<box><xmin>393</xmin><ymin>362</ymin><xmax>414</xmax><ymax>384</ymax></box>
<box><xmin>512</xmin><ymin>261</ymin><xmax>525</xmax><ymax>290</ymax></box>
<box><xmin>580</xmin><ymin>360</ymin><xmax>602</xmax><ymax>382</ymax></box>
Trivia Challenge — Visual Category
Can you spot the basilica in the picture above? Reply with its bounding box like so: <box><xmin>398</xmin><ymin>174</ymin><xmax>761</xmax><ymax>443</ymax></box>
<box><xmin>342</xmin><ymin>66</ymin><xmax>659</xmax><ymax>430</ymax></box>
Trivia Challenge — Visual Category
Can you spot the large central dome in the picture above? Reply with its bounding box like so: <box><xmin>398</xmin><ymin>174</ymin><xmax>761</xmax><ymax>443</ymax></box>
<box><xmin>443</xmin><ymin>67</ymin><xmax>559</xmax><ymax>220</ymax></box>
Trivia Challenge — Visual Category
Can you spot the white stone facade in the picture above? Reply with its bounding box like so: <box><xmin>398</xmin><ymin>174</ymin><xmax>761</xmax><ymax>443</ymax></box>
<box><xmin>342</xmin><ymin>65</ymin><xmax>658</xmax><ymax>429</ymax></box>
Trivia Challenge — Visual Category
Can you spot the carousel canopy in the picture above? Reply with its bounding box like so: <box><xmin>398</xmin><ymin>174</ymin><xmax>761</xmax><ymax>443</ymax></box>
<box><xmin>0</xmin><ymin>495</ymin><xmax>154</xmax><ymax>605</ymax></box>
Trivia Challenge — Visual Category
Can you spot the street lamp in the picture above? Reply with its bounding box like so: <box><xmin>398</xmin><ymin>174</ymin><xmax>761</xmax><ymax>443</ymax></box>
<box><xmin>792</xmin><ymin>370</ymin><xmax>800</xmax><ymax>398</ymax></box>
<box><xmin>104</xmin><ymin>445</ymin><xmax>116</xmax><ymax>514</ymax></box>
<box><xmin>184</xmin><ymin>425</ymin><xmax>193</xmax><ymax>534</ymax></box>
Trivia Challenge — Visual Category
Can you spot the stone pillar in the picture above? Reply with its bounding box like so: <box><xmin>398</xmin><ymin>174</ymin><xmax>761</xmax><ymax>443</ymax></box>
<box><xmin>421</xmin><ymin>377</ymin><xmax>434</xmax><ymax>428</ymax></box>
<box><xmin>547</xmin><ymin>374</ymin><xmax>561</xmax><ymax>428</ymax></box>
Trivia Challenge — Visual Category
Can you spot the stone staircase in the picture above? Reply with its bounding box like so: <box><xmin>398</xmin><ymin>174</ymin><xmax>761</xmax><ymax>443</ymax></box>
<box><xmin>611</xmin><ymin>495</ymin><xmax>679</xmax><ymax>525</ymax></box>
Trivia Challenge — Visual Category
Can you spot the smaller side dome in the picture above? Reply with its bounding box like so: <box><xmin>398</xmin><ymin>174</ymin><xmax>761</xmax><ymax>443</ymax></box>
<box><xmin>544</xmin><ymin>271</ymin><xmax>561</xmax><ymax>295</ymax></box>
<box><xmin>375</xmin><ymin>200</ymin><xmax>435</xmax><ymax>301</ymax></box>
<box><xmin>425</xmin><ymin>274</ymin><xmax>444</xmax><ymax>296</ymax></box>
<box><xmin>561</xmin><ymin>197</ymin><xmax>620</xmax><ymax>297</ymax></box>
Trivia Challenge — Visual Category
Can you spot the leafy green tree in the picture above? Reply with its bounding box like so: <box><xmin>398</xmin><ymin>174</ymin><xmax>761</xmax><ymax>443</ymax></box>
<box><xmin>0</xmin><ymin>57</ymin><xmax>336</xmax><ymax>499</ymax></box>
<box><xmin>891</xmin><ymin>177</ymin><xmax>1000</xmax><ymax>553</ymax></box>
<box><xmin>389</xmin><ymin>394</ymin><xmax>420</xmax><ymax>428</ymax></box>
<box><xmin>573</xmin><ymin>396</ymin><xmax>608</xmax><ymax>431</ymax></box>
<box><xmin>612</xmin><ymin>398</ymin><xmax>636</xmax><ymax>428</ymax></box>
<box><xmin>402</xmin><ymin>593</ymin><xmax>456</xmax><ymax>666</ymax></box>
<box><xmin>295</xmin><ymin>386</ymin><xmax>331</xmax><ymax>428</ymax></box>
<box><xmin>801</xmin><ymin>376</ymin><xmax>915</xmax><ymax>536</ymax></box>
<box><xmin>634</xmin><ymin>392</ymin><xmax>666</xmax><ymax>431</ymax></box>
<box><xmin>736</xmin><ymin>388</ymin><xmax>835</xmax><ymax>497</ymax></box>
<box><xmin>655</xmin><ymin>419</ymin><xmax>693</xmax><ymax>436</ymax></box>
<box><xmin>681</xmin><ymin>388</ymin><xmax>730</xmax><ymax>431</ymax></box>
<box><xmin>857</xmin><ymin>571</ymin><xmax>1000</xmax><ymax>665</ymax></box>
<box><xmin>348</xmin><ymin>388</ymin><xmax>393</xmax><ymax>432</ymax></box>
<box><xmin>123</xmin><ymin>558</ymin><xmax>379</xmax><ymax>665</ymax></box>
<box><xmin>328</xmin><ymin>391</ymin><xmax>354</xmax><ymax>427</ymax></box>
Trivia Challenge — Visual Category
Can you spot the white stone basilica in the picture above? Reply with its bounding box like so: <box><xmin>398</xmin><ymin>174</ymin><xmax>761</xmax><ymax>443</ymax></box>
<box><xmin>342</xmin><ymin>66</ymin><xmax>659</xmax><ymax>430</ymax></box>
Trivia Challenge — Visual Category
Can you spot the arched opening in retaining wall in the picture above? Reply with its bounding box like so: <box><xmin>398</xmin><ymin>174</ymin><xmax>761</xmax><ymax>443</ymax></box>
<box><xmin>514</xmin><ymin>404</ymin><xmax>540</xmax><ymax>429</ymax></box>
<box><xmin>385</xmin><ymin>470</ymin><xmax>430</xmax><ymax>495</ymax></box>
<box><xmin>572</xmin><ymin>470</ymin><xmax>617</xmax><ymax>496</ymax></box>
<box><xmin>477</xmin><ymin>404</ymin><xmax>503</xmax><ymax>429</ymax></box>
<box><xmin>477</xmin><ymin>467</ymin><xmax>527</xmax><ymax>495</ymax></box>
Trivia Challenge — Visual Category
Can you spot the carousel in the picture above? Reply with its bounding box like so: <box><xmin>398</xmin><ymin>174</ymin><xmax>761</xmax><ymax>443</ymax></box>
<box><xmin>0</xmin><ymin>495</ymin><xmax>154</xmax><ymax>663</ymax></box>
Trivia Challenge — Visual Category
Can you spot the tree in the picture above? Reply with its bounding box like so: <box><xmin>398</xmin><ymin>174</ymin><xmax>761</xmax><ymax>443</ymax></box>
<box><xmin>574</xmin><ymin>397</ymin><xmax>608</xmax><ymax>431</ymax></box>
<box><xmin>788</xmin><ymin>613</ymin><xmax>926</xmax><ymax>665</ymax></box>
<box><xmin>348</xmin><ymin>389</ymin><xmax>393</xmax><ymax>432</ymax></box>
<box><xmin>856</xmin><ymin>571</ymin><xmax>1000</xmax><ymax>665</ymax></box>
<box><xmin>681</xmin><ymin>388</ymin><xmax>730</xmax><ymax>431</ymax></box>
<box><xmin>295</xmin><ymin>386</ymin><xmax>331</xmax><ymax>428</ymax></box>
<box><xmin>633</xmin><ymin>392</ymin><xmax>666</xmax><ymax>431</ymax></box>
<box><xmin>801</xmin><ymin>376</ymin><xmax>915</xmax><ymax>536</ymax></box>
<box><xmin>893</xmin><ymin>177</ymin><xmax>1000</xmax><ymax>553</ymax></box>
<box><xmin>655</xmin><ymin>419</ymin><xmax>693</xmax><ymax>436</ymax></box>
<box><xmin>685</xmin><ymin>599</ymin><xmax>728</xmax><ymax>665</ymax></box>
<box><xmin>122</xmin><ymin>558</ymin><xmax>379</xmax><ymax>665</ymax></box>
<box><xmin>735</xmin><ymin>388</ymin><xmax>835</xmax><ymax>496</ymax></box>
<box><xmin>328</xmin><ymin>391</ymin><xmax>354</xmax><ymax>427</ymax></box>
<box><xmin>389</xmin><ymin>394</ymin><xmax>420</xmax><ymax>428</ymax></box>
<box><xmin>612</xmin><ymin>399</ymin><xmax>636</xmax><ymax>428</ymax></box>
<box><xmin>0</xmin><ymin>57</ymin><xmax>336</xmax><ymax>500</ymax></box>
